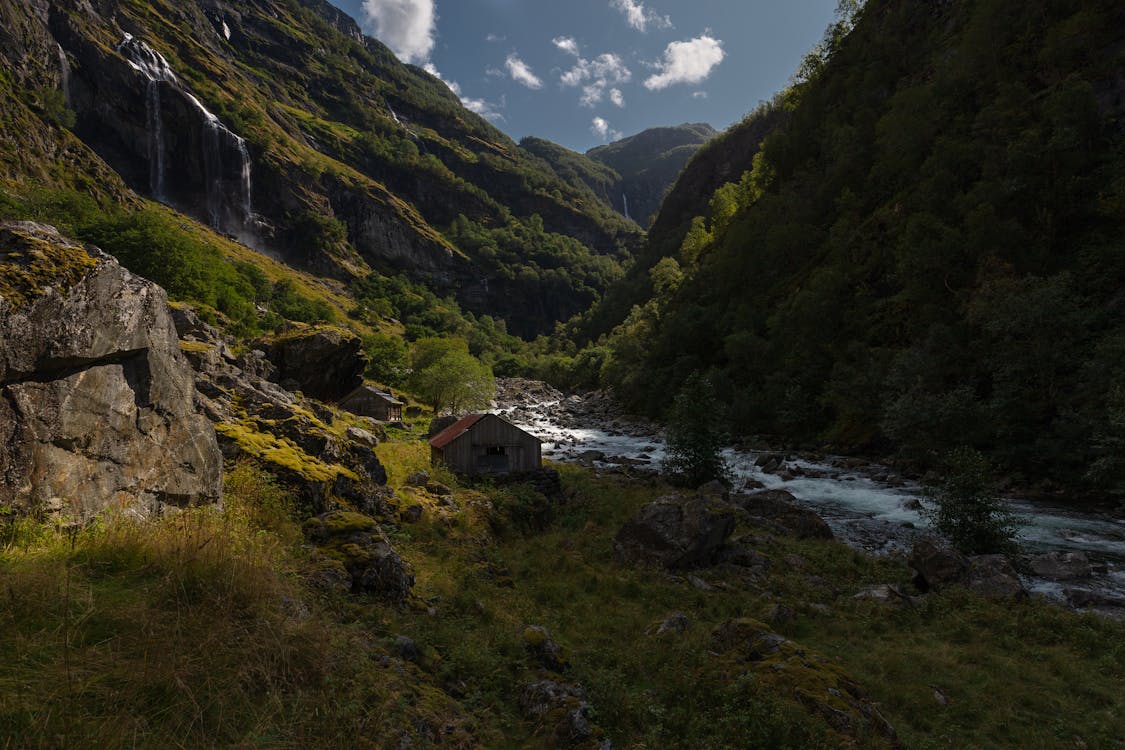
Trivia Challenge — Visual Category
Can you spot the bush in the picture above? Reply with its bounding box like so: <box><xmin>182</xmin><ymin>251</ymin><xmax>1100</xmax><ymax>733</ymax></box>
<box><xmin>663</xmin><ymin>374</ymin><xmax>732</xmax><ymax>488</ymax></box>
<box><xmin>924</xmin><ymin>447</ymin><xmax>1021</xmax><ymax>554</ymax></box>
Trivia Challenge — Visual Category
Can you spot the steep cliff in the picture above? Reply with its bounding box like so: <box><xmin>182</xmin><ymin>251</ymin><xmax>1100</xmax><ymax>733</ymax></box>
<box><xmin>0</xmin><ymin>222</ymin><xmax>222</xmax><ymax>519</ymax></box>
<box><xmin>0</xmin><ymin>0</ymin><xmax>638</xmax><ymax>335</ymax></box>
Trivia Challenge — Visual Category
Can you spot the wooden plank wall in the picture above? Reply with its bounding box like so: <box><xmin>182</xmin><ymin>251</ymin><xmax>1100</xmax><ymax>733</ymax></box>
<box><xmin>437</xmin><ymin>414</ymin><xmax>541</xmax><ymax>474</ymax></box>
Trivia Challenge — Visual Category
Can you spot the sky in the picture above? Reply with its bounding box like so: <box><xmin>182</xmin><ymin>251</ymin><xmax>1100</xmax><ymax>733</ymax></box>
<box><xmin>327</xmin><ymin>0</ymin><xmax>841</xmax><ymax>152</ymax></box>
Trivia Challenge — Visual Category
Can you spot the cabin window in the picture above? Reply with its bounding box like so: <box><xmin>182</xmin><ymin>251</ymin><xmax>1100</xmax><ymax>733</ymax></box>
<box><xmin>486</xmin><ymin>446</ymin><xmax>506</xmax><ymax>456</ymax></box>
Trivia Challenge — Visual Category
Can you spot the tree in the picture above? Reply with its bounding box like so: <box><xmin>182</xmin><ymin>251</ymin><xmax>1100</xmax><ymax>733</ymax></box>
<box><xmin>407</xmin><ymin>338</ymin><xmax>495</xmax><ymax>414</ymax></box>
<box><xmin>663</xmin><ymin>374</ymin><xmax>731</xmax><ymax>488</ymax></box>
<box><xmin>924</xmin><ymin>448</ymin><xmax>1020</xmax><ymax>554</ymax></box>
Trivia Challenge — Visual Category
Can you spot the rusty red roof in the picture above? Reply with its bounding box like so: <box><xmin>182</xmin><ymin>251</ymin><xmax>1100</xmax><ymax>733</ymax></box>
<box><xmin>428</xmin><ymin>413</ymin><xmax>487</xmax><ymax>450</ymax></box>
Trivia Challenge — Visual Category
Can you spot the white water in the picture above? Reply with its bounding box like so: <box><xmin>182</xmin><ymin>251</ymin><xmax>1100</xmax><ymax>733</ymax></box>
<box><xmin>117</xmin><ymin>35</ymin><xmax>253</xmax><ymax>230</ymax></box>
<box><xmin>56</xmin><ymin>44</ymin><xmax>72</xmax><ymax>108</ymax></box>
<box><xmin>500</xmin><ymin>395</ymin><xmax>1125</xmax><ymax>613</ymax></box>
<box><xmin>622</xmin><ymin>193</ymin><xmax>632</xmax><ymax>222</ymax></box>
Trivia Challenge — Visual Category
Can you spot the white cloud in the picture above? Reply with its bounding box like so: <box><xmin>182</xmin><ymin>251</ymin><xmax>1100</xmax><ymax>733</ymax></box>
<box><xmin>610</xmin><ymin>0</ymin><xmax>671</xmax><ymax>33</ymax></box>
<box><xmin>560</xmin><ymin>52</ymin><xmax>631</xmax><ymax>108</ymax></box>
<box><xmin>591</xmin><ymin>116</ymin><xmax>622</xmax><ymax>142</ymax></box>
<box><xmin>692</xmin><ymin>90</ymin><xmax>708</xmax><ymax>99</ymax></box>
<box><xmin>609</xmin><ymin>88</ymin><xmax>625</xmax><ymax>107</ymax></box>
<box><xmin>361</xmin><ymin>0</ymin><xmax>436</xmax><ymax>64</ymax></box>
<box><xmin>552</xmin><ymin>36</ymin><xmax>580</xmax><ymax>57</ymax></box>
<box><xmin>644</xmin><ymin>34</ymin><xmax>725</xmax><ymax>90</ymax></box>
<box><xmin>505</xmin><ymin>53</ymin><xmax>543</xmax><ymax>89</ymax></box>
<box><xmin>424</xmin><ymin>63</ymin><xmax>505</xmax><ymax>122</ymax></box>
<box><xmin>486</xmin><ymin>33</ymin><xmax>505</xmax><ymax>43</ymax></box>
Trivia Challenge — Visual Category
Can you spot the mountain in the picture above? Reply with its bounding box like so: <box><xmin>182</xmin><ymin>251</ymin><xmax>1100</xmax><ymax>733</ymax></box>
<box><xmin>0</xmin><ymin>0</ymin><xmax>639</xmax><ymax>338</ymax></box>
<box><xmin>587</xmin><ymin>123</ymin><xmax>717</xmax><ymax>227</ymax></box>
<box><xmin>522</xmin><ymin>123</ymin><xmax>716</xmax><ymax>231</ymax></box>
<box><xmin>596</xmin><ymin>0</ymin><xmax>1125</xmax><ymax>496</ymax></box>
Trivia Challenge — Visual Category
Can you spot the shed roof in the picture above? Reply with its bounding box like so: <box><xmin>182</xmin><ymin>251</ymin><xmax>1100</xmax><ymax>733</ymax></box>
<box><xmin>428</xmin><ymin>413</ymin><xmax>542</xmax><ymax>450</ymax></box>
<box><xmin>429</xmin><ymin>413</ymin><xmax>486</xmax><ymax>449</ymax></box>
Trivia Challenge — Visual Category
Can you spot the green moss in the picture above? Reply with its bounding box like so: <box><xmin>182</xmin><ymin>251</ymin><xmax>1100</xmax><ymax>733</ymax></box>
<box><xmin>177</xmin><ymin>340</ymin><xmax>212</xmax><ymax>353</ymax></box>
<box><xmin>0</xmin><ymin>227</ymin><xmax>97</xmax><ymax>309</ymax></box>
<box><xmin>214</xmin><ymin>421</ymin><xmax>357</xmax><ymax>483</ymax></box>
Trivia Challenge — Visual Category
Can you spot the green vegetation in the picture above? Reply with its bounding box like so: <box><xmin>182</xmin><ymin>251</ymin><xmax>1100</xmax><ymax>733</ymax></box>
<box><xmin>592</xmin><ymin>0</ymin><xmax>1125</xmax><ymax>499</ymax></box>
<box><xmin>924</xmin><ymin>448</ymin><xmax>1020</xmax><ymax>555</ymax></box>
<box><xmin>406</xmin><ymin>337</ymin><xmax>495</xmax><ymax>414</ymax></box>
<box><xmin>663</xmin><ymin>374</ymin><xmax>732</xmax><ymax>488</ymax></box>
<box><xmin>0</xmin><ymin>189</ymin><xmax>335</xmax><ymax>335</ymax></box>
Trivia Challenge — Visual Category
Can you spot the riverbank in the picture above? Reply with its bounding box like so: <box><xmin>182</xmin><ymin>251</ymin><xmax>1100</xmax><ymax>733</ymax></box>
<box><xmin>493</xmin><ymin>378</ymin><xmax>1125</xmax><ymax>618</ymax></box>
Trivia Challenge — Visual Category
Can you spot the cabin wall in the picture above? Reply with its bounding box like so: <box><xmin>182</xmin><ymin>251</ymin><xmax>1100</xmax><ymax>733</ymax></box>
<box><xmin>436</xmin><ymin>415</ymin><xmax>541</xmax><ymax>475</ymax></box>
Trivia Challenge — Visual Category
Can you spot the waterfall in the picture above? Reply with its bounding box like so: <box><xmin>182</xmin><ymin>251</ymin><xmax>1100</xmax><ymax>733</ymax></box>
<box><xmin>56</xmin><ymin>44</ymin><xmax>72</xmax><ymax>108</ymax></box>
<box><xmin>117</xmin><ymin>34</ymin><xmax>253</xmax><ymax>231</ymax></box>
<box><xmin>622</xmin><ymin>193</ymin><xmax>632</xmax><ymax>222</ymax></box>
<box><xmin>147</xmin><ymin>81</ymin><xmax>166</xmax><ymax>200</ymax></box>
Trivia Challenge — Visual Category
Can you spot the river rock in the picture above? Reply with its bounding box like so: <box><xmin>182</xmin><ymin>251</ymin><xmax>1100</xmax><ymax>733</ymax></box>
<box><xmin>0</xmin><ymin>223</ymin><xmax>221</xmax><ymax>520</ymax></box>
<box><xmin>909</xmin><ymin>539</ymin><xmax>1025</xmax><ymax>598</ymax></box>
<box><xmin>1024</xmin><ymin>551</ymin><xmax>1092</xmax><ymax>580</ymax></box>
<box><xmin>614</xmin><ymin>493</ymin><xmax>737</xmax><ymax>569</ymax></box>
<box><xmin>730</xmin><ymin>489</ymin><xmax>835</xmax><ymax>540</ymax></box>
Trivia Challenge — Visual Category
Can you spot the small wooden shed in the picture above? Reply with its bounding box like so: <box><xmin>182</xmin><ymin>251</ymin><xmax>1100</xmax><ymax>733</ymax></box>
<box><xmin>429</xmin><ymin>413</ymin><xmax>542</xmax><ymax>475</ymax></box>
<box><xmin>339</xmin><ymin>385</ymin><xmax>403</xmax><ymax>421</ymax></box>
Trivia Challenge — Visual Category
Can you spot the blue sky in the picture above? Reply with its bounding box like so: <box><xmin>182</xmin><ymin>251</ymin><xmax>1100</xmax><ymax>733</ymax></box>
<box><xmin>327</xmin><ymin>0</ymin><xmax>840</xmax><ymax>152</ymax></box>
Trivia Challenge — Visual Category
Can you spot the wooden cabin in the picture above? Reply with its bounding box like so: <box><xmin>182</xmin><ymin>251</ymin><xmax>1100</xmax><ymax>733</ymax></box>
<box><xmin>339</xmin><ymin>385</ymin><xmax>403</xmax><ymax>422</ymax></box>
<box><xmin>429</xmin><ymin>413</ymin><xmax>542</xmax><ymax>475</ymax></box>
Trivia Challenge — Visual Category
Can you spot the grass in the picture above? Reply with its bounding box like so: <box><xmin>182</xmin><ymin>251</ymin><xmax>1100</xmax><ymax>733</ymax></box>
<box><xmin>1</xmin><ymin>446</ymin><xmax>1122</xmax><ymax>749</ymax></box>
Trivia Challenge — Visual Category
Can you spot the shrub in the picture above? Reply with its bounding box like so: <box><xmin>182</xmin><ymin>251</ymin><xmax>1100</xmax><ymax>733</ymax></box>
<box><xmin>924</xmin><ymin>447</ymin><xmax>1021</xmax><ymax>554</ymax></box>
<box><xmin>663</xmin><ymin>374</ymin><xmax>732</xmax><ymax>488</ymax></box>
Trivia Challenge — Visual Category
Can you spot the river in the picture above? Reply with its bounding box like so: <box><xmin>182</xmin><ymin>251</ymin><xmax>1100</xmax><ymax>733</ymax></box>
<box><xmin>494</xmin><ymin>381</ymin><xmax>1125</xmax><ymax>617</ymax></box>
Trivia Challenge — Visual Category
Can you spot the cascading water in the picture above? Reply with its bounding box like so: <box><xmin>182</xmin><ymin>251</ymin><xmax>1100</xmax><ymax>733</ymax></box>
<box><xmin>56</xmin><ymin>44</ymin><xmax>72</xmax><ymax>108</ymax></box>
<box><xmin>622</xmin><ymin>193</ymin><xmax>632</xmax><ymax>222</ymax></box>
<box><xmin>116</xmin><ymin>34</ymin><xmax>253</xmax><ymax>231</ymax></box>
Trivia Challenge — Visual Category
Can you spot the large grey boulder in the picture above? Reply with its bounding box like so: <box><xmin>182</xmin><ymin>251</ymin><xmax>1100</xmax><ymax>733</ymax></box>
<box><xmin>0</xmin><ymin>222</ymin><xmax>221</xmax><ymax>519</ymax></box>
<box><xmin>909</xmin><ymin>538</ymin><xmax>1026</xmax><ymax>598</ymax></box>
<box><xmin>263</xmin><ymin>326</ymin><xmax>367</xmax><ymax>401</ymax></box>
<box><xmin>730</xmin><ymin>489</ymin><xmax>835</xmax><ymax>540</ymax></box>
<box><xmin>614</xmin><ymin>493</ymin><xmax>737</xmax><ymax>569</ymax></box>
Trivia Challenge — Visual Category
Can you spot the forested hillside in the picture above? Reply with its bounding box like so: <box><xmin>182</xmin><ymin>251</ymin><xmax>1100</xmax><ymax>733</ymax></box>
<box><xmin>0</xmin><ymin>0</ymin><xmax>637</xmax><ymax>338</ymax></box>
<box><xmin>595</xmin><ymin>0</ymin><xmax>1125</xmax><ymax>497</ymax></box>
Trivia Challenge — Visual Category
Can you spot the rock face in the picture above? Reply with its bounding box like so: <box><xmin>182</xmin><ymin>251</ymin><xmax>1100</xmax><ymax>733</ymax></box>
<box><xmin>614</xmin><ymin>493</ymin><xmax>737</xmax><ymax>569</ymax></box>
<box><xmin>264</xmin><ymin>326</ymin><xmax>367</xmax><ymax>401</ymax></box>
<box><xmin>0</xmin><ymin>223</ymin><xmax>222</xmax><ymax>519</ymax></box>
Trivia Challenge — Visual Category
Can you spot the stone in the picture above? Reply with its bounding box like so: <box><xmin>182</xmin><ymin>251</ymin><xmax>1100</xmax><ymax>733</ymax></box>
<box><xmin>346</xmin><ymin>425</ymin><xmax>380</xmax><ymax>448</ymax></box>
<box><xmin>648</xmin><ymin>612</ymin><xmax>692</xmax><ymax>635</ymax></box>
<box><xmin>303</xmin><ymin>511</ymin><xmax>414</xmax><ymax>603</ymax></box>
<box><xmin>853</xmin><ymin>584</ymin><xmax>916</xmax><ymax>606</ymax></box>
<box><xmin>519</xmin><ymin>679</ymin><xmax>598</xmax><ymax>747</ymax></box>
<box><xmin>1024</xmin><ymin>551</ymin><xmax>1092</xmax><ymax>580</ymax></box>
<box><xmin>909</xmin><ymin>539</ymin><xmax>1025</xmax><ymax>599</ymax></box>
<box><xmin>263</xmin><ymin>326</ymin><xmax>367</xmax><ymax>401</ymax></box>
<box><xmin>730</xmin><ymin>489</ymin><xmax>834</xmax><ymax>540</ymax></box>
<box><xmin>401</xmin><ymin>504</ymin><xmax>424</xmax><ymax>523</ymax></box>
<box><xmin>614</xmin><ymin>493</ymin><xmax>737</xmax><ymax>569</ymax></box>
<box><xmin>523</xmin><ymin>625</ymin><xmax>569</xmax><ymax>672</ymax></box>
<box><xmin>0</xmin><ymin>223</ymin><xmax>221</xmax><ymax>520</ymax></box>
<box><xmin>405</xmin><ymin>470</ymin><xmax>430</xmax><ymax>487</ymax></box>
<box><xmin>908</xmin><ymin>539</ymin><xmax>967</xmax><ymax>592</ymax></box>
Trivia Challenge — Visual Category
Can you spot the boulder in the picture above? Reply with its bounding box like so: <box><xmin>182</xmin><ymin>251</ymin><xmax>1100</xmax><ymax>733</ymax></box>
<box><xmin>264</xmin><ymin>326</ymin><xmax>367</xmax><ymax>401</ymax></box>
<box><xmin>0</xmin><ymin>223</ymin><xmax>221</xmax><ymax>519</ymax></box>
<box><xmin>303</xmin><ymin>511</ymin><xmax>414</xmax><ymax>602</ymax></box>
<box><xmin>909</xmin><ymin>539</ymin><xmax>1025</xmax><ymax>598</ymax></box>
<box><xmin>1024</xmin><ymin>551</ymin><xmax>1092</xmax><ymax>580</ymax></box>
<box><xmin>519</xmin><ymin>679</ymin><xmax>605</xmax><ymax>748</ymax></box>
<box><xmin>524</xmin><ymin>625</ymin><xmax>569</xmax><ymax>672</ymax></box>
<box><xmin>908</xmin><ymin>539</ymin><xmax>967</xmax><ymax>592</ymax></box>
<box><xmin>614</xmin><ymin>493</ymin><xmax>737</xmax><ymax>569</ymax></box>
<box><xmin>730</xmin><ymin>489</ymin><xmax>834</xmax><ymax>540</ymax></box>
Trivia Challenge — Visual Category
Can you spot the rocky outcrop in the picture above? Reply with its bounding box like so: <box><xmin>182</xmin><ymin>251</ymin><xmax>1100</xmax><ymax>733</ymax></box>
<box><xmin>0</xmin><ymin>223</ymin><xmax>221</xmax><ymax>519</ymax></box>
<box><xmin>730</xmin><ymin>489</ymin><xmax>835</xmax><ymax>540</ymax></box>
<box><xmin>264</xmin><ymin>326</ymin><xmax>367</xmax><ymax>401</ymax></box>
<box><xmin>303</xmin><ymin>511</ymin><xmax>414</xmax><ymax>602</ymax></box>
<box><xmin>614</xmin><ymin>493</ymin><xmax>737</xmax><ymax>569</ymax></box>
<box><xmin>909</xmin><ymin>539</ymin><xmax>1026</xmax><ymax>598</ymax></box>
